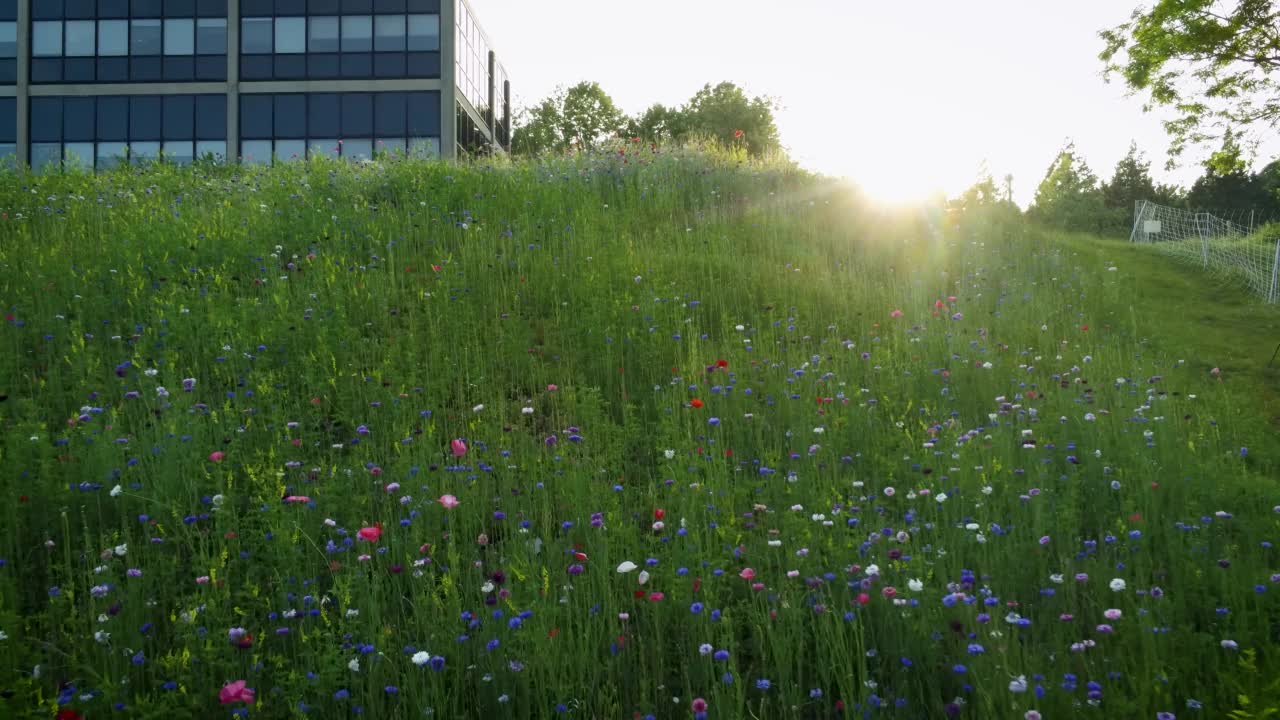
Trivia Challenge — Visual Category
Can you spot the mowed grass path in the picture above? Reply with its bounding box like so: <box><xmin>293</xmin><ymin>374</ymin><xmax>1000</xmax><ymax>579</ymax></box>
<box><xmin>0</xmin><ymin>152</ymin><xmax>1277</xmax><ymax>720</ymax></box>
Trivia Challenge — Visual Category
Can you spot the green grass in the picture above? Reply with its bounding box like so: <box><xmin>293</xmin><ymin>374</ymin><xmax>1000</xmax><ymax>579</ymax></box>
<box><xmin>0</xmin><ymin>150</ymin><xmax>1278</xmax><ymax>720</ymax></box>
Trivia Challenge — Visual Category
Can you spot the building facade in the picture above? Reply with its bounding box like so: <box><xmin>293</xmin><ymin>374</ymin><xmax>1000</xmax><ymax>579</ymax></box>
<box><xmin>0</xmin><ymin>0</ymin><xmax>510</xmax><ymax>170</ymax></box>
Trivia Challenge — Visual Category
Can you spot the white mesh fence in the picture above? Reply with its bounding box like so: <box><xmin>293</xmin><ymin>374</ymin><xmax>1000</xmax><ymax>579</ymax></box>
<box><xmin>1131</xmin><ymin>200</ymin><xmax>1280</xmax><ymax>303</ymax></box>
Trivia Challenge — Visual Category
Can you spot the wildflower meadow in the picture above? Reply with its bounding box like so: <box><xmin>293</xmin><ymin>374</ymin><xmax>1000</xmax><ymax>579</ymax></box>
<box><xmin>0</xmin><ymin>149</ymin><xmax>1277</xmax><ymax>719</ymax></box>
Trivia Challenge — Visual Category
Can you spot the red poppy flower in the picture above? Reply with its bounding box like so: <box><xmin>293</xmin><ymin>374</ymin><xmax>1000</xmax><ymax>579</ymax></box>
<box><xmin>716</xmin><ymin>359</ymin><xmax>728</xmax><ymax>368</ymax></box>
<box><xmin>57</xmin><ymin>710</ymin><xmax>83</xmax><ymax>720</ymax></box>
<box><xmin>690</xmin><ymin>399</ymin><xmax>703</xmax><ymax>409</ymax></box>
<box><xmin>654</xmin><ymin>508</ymin><xmax>665</xmax><ymax>520</ymax></box>
<box><xmin>733</xmin><ymin>129</ymin><xmax>744</xmax><ymax>138</ymax></box>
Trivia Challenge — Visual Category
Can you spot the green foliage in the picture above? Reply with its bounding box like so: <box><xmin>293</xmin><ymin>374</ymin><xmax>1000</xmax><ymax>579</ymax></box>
<box><xmin>1099</xmin><ymin>0</ymin><xmax>1280</xmax><ymax>165</ymax></box>
<box><xmin>682</xmin><ymin>82</ymin><xmax>783</xmax><ymax>157</ymax></box>
<box><xmin>511</xmin><ymin>81</ymin><xmax>626</xmax><ymax>155</ymax></box>
<box><xmin>1027</xmin><ymin>141</ymin><xmax>1110</xmax><ymax>233</ymax></box>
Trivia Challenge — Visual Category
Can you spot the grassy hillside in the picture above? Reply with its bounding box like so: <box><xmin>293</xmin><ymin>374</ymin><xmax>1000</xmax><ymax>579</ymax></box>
<box><xmin>0</xmin><ymin>151</ymin><xmax>1278</xmax><ymax>719</ymax></box>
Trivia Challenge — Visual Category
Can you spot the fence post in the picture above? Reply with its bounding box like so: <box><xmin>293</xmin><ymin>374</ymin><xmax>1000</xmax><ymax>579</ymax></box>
<box><xmin>1130</xmin><ymin>200</ymin><xmax>1145</xmax><ymax>243</ymax></box>
<box><xmin>1197</xmin><ymin>213</ymin><xmax>1210</xmax><ymax>268</ymax></box>
<box><xmin>1270</xmin><ymin>239</ymin><xmax>1280</xmax><ymax>304</ymax></box>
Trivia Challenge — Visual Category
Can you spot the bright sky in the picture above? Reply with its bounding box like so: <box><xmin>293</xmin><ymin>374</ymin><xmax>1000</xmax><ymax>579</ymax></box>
<box><xmin>470</xmin><ymin>0</ymin><xmax>1278</xmax><ymax>207</ymax></box>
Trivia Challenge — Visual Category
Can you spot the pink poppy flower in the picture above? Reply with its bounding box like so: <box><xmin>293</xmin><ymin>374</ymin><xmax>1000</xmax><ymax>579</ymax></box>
<box><xmin>356</xmin><ymin>523</ymin><xmax>382</xmax><ymax>543</ymax></box>
<box><xmin>889</xmin><ymin>309</ymin><xmax>904</xmax><ymax>318</ymax></box>
<box><xmin>450</xmin><ymin>438</ymin><xmax>467</xmax><ymax>457</ymax></box>
<box><xmin>284</xmin><ymin>495</ymin><xmax>310</xmax><ymax>504</ymax></box>
<box><xmin>438</xmin><ymin>494</ymin><xmax>460</xmax><ymax>509</ymax></box>
<box><xmin>739</xmin><ymin>568</ymin><xmax>755</xmax><ymax>580</ymax></box>
<box><xmin>209</xmin><ymin>451</ymin><xmax>225</xmax><ymax>462</ymax></box>
<box><xmin>219</xmin><ymin>680</ymin><xmax>255</xmax><ymax>705</ymax></box>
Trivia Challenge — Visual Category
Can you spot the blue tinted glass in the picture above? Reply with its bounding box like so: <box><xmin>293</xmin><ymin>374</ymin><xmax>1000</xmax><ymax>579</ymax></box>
<box><xmin>165</xmin><ymin>0</ymin><xmax>196</xmax><ymax>14</ymax></box>
<box><xmin>374</xmin><ymin>92</ymin><xmax>405</xmax><ymax>135</ymax></box>
<box><xmin>31</xmin><ymin>98</ymin><xmax>63</xmax><ymax>142</ymax></box>
<box><xmin>132</xmin><ymin>0</ymin><xmax>162</xmax><ymax>16</ymax></box>
<box><xmin>163</xmin><ymin>95</ymin><xmax>194</xmax><ymax>139</ymax></box>
<box><xmin>273</xmin><ymin>94</ymin><xmax>305</xmax><ymax>138</ymax></box>
<box><xmin>0</xmin><ymin>97</ymin><xmax>15</xmax><ymax>142</ymax></box>
<box><xmin>30</xmin><ymin>59</ymin><xmax>62</xmax><ymax>83</ymax></box>
<box><xmin>195</xmin><ymin>95</ymin><xmax>225</xmax><ymax>139</ymax></box>
<box><xmin>97</xmin><ymin>96</ymin><xmax>129</xmax><ymax>140</ymax></box>
<box><xmin>341</xmin><ymin>93</ymin><xmax>372</xmax><ymax>136</ymax></box>
<box><xmin>66</xmin><ymin>0</ymin><xmax>97</xmax><ymax>18</ymax></box>
<box><xmin>307</xmin><ymin>93</ymin><xmax>340</xmax><ymax>136</ymax></box>
<box><xmin>197</xmin><ymin>0</ymin><xmax>227</xmax><ymax>16</ymax></box>
<box><xmin>406</xmin><ymin>91</ymin><xmax>438</xmax><ymax>135</ymax></box>
<box><xmin>63</xmin><ymin>97</ymin><xmax>95</xmax><ymax>141</ymax></box>
<box><xmin>64</xmin><ymin>58</ymin><xmax>96</xmax><ymax>81</ymax></box>
<box><xmin>131</xmin><ymin>96</ymin><xmax>163</xmax><ymax>140</ymax></box>
<box><xmin>98</xmin><ymin>0</ymin><xmax>130</xmax><ymax>17</ymax></box>
<box><xmin>240</xmin><ymin>94</ymin><xmax>273</xmax><ymax>138</ymax></box>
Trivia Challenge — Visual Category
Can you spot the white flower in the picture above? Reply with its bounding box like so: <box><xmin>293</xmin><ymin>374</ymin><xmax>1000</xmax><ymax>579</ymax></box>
<box><xmin>935</xmin><ymin>493</ymin><xmax>948</xmax><ymax>503</ymax></box>
<box><xmin>735</xmin><ymin>324</ymin><xmax>745</xmax><ymax>331</ymax></box>
<box><xmin>411</xmin><ymin>651</ymin><xmax>431</xmax><ymax>667</ymax></box>
<box><xmin>865</xmin><ymin>564</ymin><xmax>880</xmax><ymax>577</ymax></box>
<box><xmin>1049</xmin><ymin>574</ymin><xmax>1064</xmax><ymax>584</ymax></box>
<box><xmin>1109</xmin><ymin>578</ymin><xmax>1127</xmax><ymax>592</ymax></box>
<box><xmin>813</xmin><ymin>427</ymin><xmax>824</xmax><ymax>434</ymax></box>
<box><xmin>616</xmin><ymin>561</ymin><xmax>638</xmax><ymax>573</ymax></box>
<box><xmin>144</xmin><ymin>368</ymin><xmax>159</xmax><ymax>377</ymax></box>
<box><xmin>110</xmin><ymin>485</ymin><xmax>123</xmax><ymax>497</ymax></box>
<box><xmin>324</xmin><ymin>518</ymin><xmax>337</xmax><ymax>527</ymax></box>
<box><xmin>472</xmin><ymin>404</ymin><xmax>484</xmax><ymax>412</ymax></box>
<box><xmin>345</xmin><ymin>608</ymin><xmax>359</xmax><ymax>618</ymax></box>
<box><xmin>94</xmin><ymin>631</ymin><xmax>110</xmax><ymax>644</ymax></box>
<box><xmin>698</xmin><ymin>643</ymin><xmax>713</xmax><ymax>655</ymax></box>
<box><xmin>155</xmin><ymin>386</ymin><xmax>169</xmax><ymax>398</ymax></box>
<box><xmin>663</xmin><ymin>449</ymin><xmax>675</xmax><ymax>460</ymax></box>
<box><xmin>965</xmin><ymin>523</ymin><xmax>980</xmax><ymax>531</ymax></box>
<box><xmin>521</xmin><ymin>407</ymin><xmax>534</xmax><ymax>415</ymax></box>
<box><xmin>0</xmin><ymin>630</ymin><xmax>7</xmax><ymax>641</ymax></box>
<box><xmin>638</xmin><ymin>570</ymin><xmax>650</xmax><ymax>585</ymax></box>
<box><xmin>1009</xmin><ymin>675</ymin><xmax>1028</xmax><ymax>693</ymax></box>
<box><xmin>908</xmin><ymin>579</ymin><xmax>924</xmax><ymax>592</ymax></box>
<box><xmin>113</xmin><ymin>544</ymin><xmax>127</xmax><ymax>557</ymax></box>
<box><xmin>348</xmin><ymin>658</ymin><xmax>361</xmax><ymax>672</ymax></box>
<box><xmin>981</xmin><ymin>485</ymin><xmax>993</xmax><ymax>495</ymax></box>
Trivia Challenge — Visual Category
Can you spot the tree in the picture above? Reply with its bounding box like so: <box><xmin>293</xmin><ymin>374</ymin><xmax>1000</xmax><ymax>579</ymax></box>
<box><xmin>511</xmin><ymin>81</ymin><xmax>625</xmax><ymax>155</ymax></box>
<box><xmin>1102</xmin><ymin>141</ymin><xmax>1158</xmax><ymax>211</ymax></box>
<box><xmin>625</xmin><ymin>103</ymin><xmax>690</xmax><ymax>144</ymax></box>
<box><xmin>1099</xmin><ymin>1</ymin><xmax>1280</xmax><ymax>165</ymax></box>
<box><xmin>1186</xmin><ymin>129</ymin><xmax>1267</xmax><ymax>211</ymax></box>
<box><xmin>1027</xmin><ymin>142</ymin><xmax>1109</xmax><ymax>233</ymax></box>
<box><xmin>683</xmin><ymin>82</ymin><xmax>782</xmax><ymax>157</ymax></box>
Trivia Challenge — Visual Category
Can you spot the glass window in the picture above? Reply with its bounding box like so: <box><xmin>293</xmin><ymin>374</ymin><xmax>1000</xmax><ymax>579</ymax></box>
<box><xmin>273</xmin><ymin>94</ymin><xmax>305</xmax><ymax>137</ymax></box>
<box><xmin>406</xmin><ymin>14</ymin><xmax>437</xmax><ymax>51</ymax></box>
<box><xmin>240</xmin><ymin>139</ymin><xmax>272</xmax><ymax>164</ymax></box>
<box><xmin>406</xmin><ymin>91</ymin><xmax>438</xmax><ymax>135</ymax></box>
<box><xmin>409</xmin><ymin>136</ymin><xmax>440</xmax><ymax>158</ymax></box>
<box><xmin>240</xmin><ymin>0</ymin><xmax>272</xmax><ymax>15</ymax></box>
<box><xmin>163</xmin><ymin>95</ymin><xmax>194</xmax><ymax>139</ymax></box>
<box><xmin>65</xmin><ymin>20</ymin><xmax>96</xmax><ymax>56</ymax></box>
<box><xmin>375</xmin><ymin>0</ymin><xmax>407</xmax><ymax>11</ymax></box>
<box><xmin>240</xmin><ymin>94</ymin><xmax>272</xmax><ymax>138</ymax></box>
<box><xmin>308</xmin><ymin>16</ymin><xmax>338</xmax><ymax>52</ymax></box>
<box><xmin>197</xmin><ymin>0</ymin><xmax>227</xmax><ymax>17</ymax></box>
<box><xmin>341</xmin><ymin>16</ymin><xmax>372</xmax><ymax>52</ymax></box>
<box><xmin>274</xmin><ymin>17</ymin><xmax>304</xmax><ymax>54</ymax></box>
<box><xmin>241</xmin><ymin>17</ymin><xmax>272</xmax><ymax>53</ymax></box>
<box><xmin>0</xmin><ymin>145</ymin><xmax>15</xmax><ymax>164</ymax></box>
<box><xmin>64</xmin><ymin>142</ymin><xmax>95</xmax><ymax>168</ymax></box>
<box><xmin>374</xmin><ymin>92</ymin><xmax>405</xmax><ymax>135</ymax></box>
<box><xmin>196</xmin><ymin>18</ymin><xmax>225</xmax><ymax>55</ymax></box>
<box><xmin>307</xmin><ymin>93</ymin><xmax>340</xmax><ymax>136</ymax></box>
<box><xmin>130</xmin><ymin>97</ymin><xmax>162</xmax><ymax>139</ymax></box>
<box><xmin>341</xmin><ymin>93</ymin><xmax>372</xmax><ymax>136</ymax></box>
<box><xmin>195</xmin><ymin>139</ymin><xmax>226</xmax><ymax>162</ymax></box>
<box><xmin>162</xmin><ymin>140</ymin><xmax>194</xmax><ymax>164</ymax></box>
<box><xmin>97</xmin><ymin>97</ymin><xmax>129</xmax><ymax>140</ymax></box>
<box><xmin>308</xmin><ymin>139</ymin><xmax>339</xmax><ymax>159</ymax></box>
<box><xmin>342</xmin><ymin>0</ymin><xmax>372</xmax><ymax>12</ymax></box>
<box><xmin>31</xmin><ymin>99</ymin><xmax>63</xmax><ymax>142</ymax></box>
<box><xmin>0</xmin><ymin>98</ymin><xmax>14</xmax><ymax>141</ymax></box>
<box><xmin>132</xmin><ymin>0</ymin><xmax>163</xmax><ymax>17</ymax></box>
<box><xmin>32</xmin><ymin>143</ymin><xmax>62</xmax><ymax>173</ymax></box>
<box><xmin>33</xmin><ymin>21</ymin><xmax>63</xmax><ymax>56</ymax></box>
<box><xmin>97</xmin><ymin>142</ymin><xmax>128</xmax><ymax>169</ymax></box>
<box><xmin>164</xmin><ymin>19</ymin><xmax>194</xmax><ymax>55</ymax></box>
<box><xmin>376</xmin><ymin>137</ymin><xmax>404</xmax><ymax>155</ymax></box>
<box><xmin>98</xmin><ymin>0</ymin><xmax>130</xmax><ymax>18</ymax></box>
<box><xmin>195</xmin><ymin>95</ymin><xmax>226</xmax><ymax>139</ymax></box>
<box><xmin>309</xmin><ymin>0</ymin><xmax>339</xmax><ymax>13</ymax></box>
<box><xmin>341</xmin><ymin>138</ymin><xmax>372</xmax><ymax>160</ymax></box>
<box><xmin>131</xmin><ymin>20</ymin><xmax>162</xmax><ymax>55</ymax></box>
<box><xmin>275</xmin><ymin>139</ymin><xmax>305</xmax><ymax>161</ymax></box>
<box><xmin>374</xmin><ymin>15</ymin><xmax>404</xmax><ymax>51</ymax></box>
<box><xmin>99</xmin><ymin>20</ymin><xmax>128</xmax><ymax>56</ymax></box>
<box><xmin>0</xmin><ymin>22</ymin><xmax>16</xmax><ymax>58</ymax></box>
<box><xmin>164</xmin><ymin>0</ymin><xmax>196</xmax><ymax>14</ymax></box>
<box><xmin>131</xmin><ymin>141</ymin><xmax>161</xmax><ymax>162</ymax></box>
<box><xmin>63</xmin><ymin>98</ymin><xmax>95</xmax><ymax>140</ymax></box>
<box><xmin>67</xmin><ymin>0</ymin><xmax>99</xmax><ymax>18</ymax></box>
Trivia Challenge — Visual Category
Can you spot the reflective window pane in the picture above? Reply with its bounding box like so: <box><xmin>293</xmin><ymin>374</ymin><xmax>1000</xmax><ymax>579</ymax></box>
<box><xmin>274</xmin><ymin>17</ymin><xmax>304</xmax><ymax>54</ymax></box>
<box><xmin>163</xmin><ymin>140</ymin><xmax>194</xmax><ymax>164</ymax></box>
<box><xmin>308</xmin><ymin>138</ymin><xmax>339</xmax><ymax>159</ymax></box>
<box><xmin>65</xmin><ymin>20</ymin><xmax>96</xmax><ymax>56</ymax></box>
<box><xmin>131</xmin><ymin>141</ymin><xmax>161</xmax><ymax>163</ymax></box>
<box><xmin>340</xmin><ymin>16</ymin><xmax>371</xmax><ymax>52</ymax></box>
<box><xmin>32</xmin><ymin>143</ymin><xmax>62</xmax><ymax>172</ymax></box>
<box><xmin>130</xmin><ymin>96</ymin><xmax>162</xmax><ymax>139</ymax></box>
<box><xmin>374</xmin><ymin>15</ymin><xmax>404</xmax><ymax>51</ymax></box>
<box><xmin>409</xmin><ymin>136</ymin><xmax>440</xmax><ymax>158</ymax></box>
<box><xmin>341</xmin><ymin>138</ymin><xmax>372</xmax><ymax>160</ymax></box>
<box><xmin>0</xmin><ymin>22</ymin><xmax>15</xmax><ymax>59</ymax></box>
<box><xmin>275</xmin><ymin>138</ymin><xmax>306</xmax><ymax>161</ymax></box>
<box><xmin>240</xmin><ymin>139</ymin><xmax>272</xmax><ymax>164</ymax></box>
<box><xmin>65</xmin><ymin>142</ymin><xmax>95</xmax><ymax>168</ymax></box>
<box><xmin>308</xmin><ymin>16</ymin><xmax>338</xmax><ymax>52</ymax></box>
<box><xmin>241</xmin><ymin>17</ymin><xmax>272</xmax><ymax>53</ymax></box>
<box><xmin>376</xmin><ymin>137</ymin><xmax>404</xmax><ymax>155</ymax></box>
<box><xmin>31</xmin><ymin>98</ymin><xmax>62</xmax><ymax>142</ymax></box>
<box><xmin>33</xmin><ymin>21</ymin><xmax>63</xmax><ymax>56</ymax></box>
<box><xmin>131</xmin><ymin>20</ymin><xmax>162</xmax><ymax>55</ymax></box>
<box><xmin>195</xmin><ymin>140</ymin><xmax>226</xmax><ymax>162</ymax></box>
<box><xmin>164</xmin><ymin>19</ymin><xmax>194</xmax><ymax>55</ymax></box>
<box><xmin>196</xmin><ymin>18</ymin><xmax>225</xmax><ymax>55</ymax></box>
<box><xmin>97</xmin><ymin>142</ymin><xmax>129</xmax><ymax>170</ymax></box>
<box><xmin>406</xmin><ymin>14</ymin><xmax>437</xmax><ymax>51</ymax></box>
<box><xmin>99</xmin><ymin>20</ymin><xmax>128</xmax><ymax>56</ymax></box>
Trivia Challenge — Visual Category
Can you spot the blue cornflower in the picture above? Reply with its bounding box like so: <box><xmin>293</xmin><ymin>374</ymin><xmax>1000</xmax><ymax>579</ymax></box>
<box><xmin>690</xmin><ymin>602</ymin><xmax>704</xmax><ymax>614</ymax></box>
<box><xmin>755</xmin><ymin>679</ymin><xmax>771</xmax><ymax>690</ymax></box>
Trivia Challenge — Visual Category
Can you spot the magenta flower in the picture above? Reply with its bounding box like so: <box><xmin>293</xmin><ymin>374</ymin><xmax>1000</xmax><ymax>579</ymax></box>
<box><xmin>219</xmin><ymin>680</ymin><xmax>255</xmax><ymax>705</ymax></box>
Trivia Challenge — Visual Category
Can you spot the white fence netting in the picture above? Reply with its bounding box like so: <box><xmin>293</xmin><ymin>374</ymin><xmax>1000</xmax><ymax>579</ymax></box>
<box><xmin>1131</xmin><ymin>200</ymin><xmax>1280</xmax><ymax>303</ymax></box>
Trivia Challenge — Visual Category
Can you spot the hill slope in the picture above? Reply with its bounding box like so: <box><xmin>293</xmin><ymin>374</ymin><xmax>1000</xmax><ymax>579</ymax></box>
<box><xmin>0</xmin><ymin>152</ymin><xmax>1277</xmax><ymax>719</ymax></box>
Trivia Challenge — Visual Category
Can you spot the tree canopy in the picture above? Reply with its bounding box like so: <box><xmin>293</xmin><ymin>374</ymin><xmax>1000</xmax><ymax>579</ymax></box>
<box><xmin>1099</xmin><ymin>0</ymin><xmax>1280</xmax><ymax>165</ymax></box>
<box><xmin>511</xmin><ymin>81</ymin><xmax>625</xmax><ymax>155</ymax></box>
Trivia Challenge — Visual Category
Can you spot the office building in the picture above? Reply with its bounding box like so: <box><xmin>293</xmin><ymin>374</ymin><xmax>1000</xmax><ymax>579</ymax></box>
<box><xmin>0</xmin><ymin>0</ymin><xmax>510</xmax><ymax>170</ymax></box>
